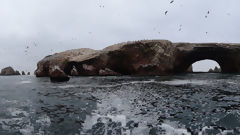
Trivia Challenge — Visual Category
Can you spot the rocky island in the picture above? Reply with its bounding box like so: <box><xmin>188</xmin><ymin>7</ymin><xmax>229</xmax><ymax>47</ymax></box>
<box><xmin>0</xmin><ymin>66</ymin><xmax>21</xmax><ymax>76</ymax></box>
<box><xmin>35</xmin><ymin>40</ymin><xmax>240</xmax><ymax>82</ymax></box>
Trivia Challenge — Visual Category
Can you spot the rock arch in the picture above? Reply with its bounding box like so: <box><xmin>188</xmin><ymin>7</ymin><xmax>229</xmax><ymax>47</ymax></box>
<box><xmin>173</xmin><ymin>43</ymin><xmax>240</xmax><ymax>73</ymax></box>
<box><xmin>35</xmin><ymin>40</ymin><xmax>240</xmax><ymax>79</ymax></box>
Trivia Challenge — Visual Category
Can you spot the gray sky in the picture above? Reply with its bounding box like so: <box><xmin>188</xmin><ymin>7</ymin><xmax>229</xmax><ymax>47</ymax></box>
<box><xmin>0</xmin><ymin>0</ymin><xmax>239</xmax><ymax>73</ymax></box>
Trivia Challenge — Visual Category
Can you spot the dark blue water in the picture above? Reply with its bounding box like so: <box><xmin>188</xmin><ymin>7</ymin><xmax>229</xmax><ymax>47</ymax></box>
<box><xmin>0</xmin><ymin>74</ymin><xmax>240</xmax><ymax>135</ymax></box>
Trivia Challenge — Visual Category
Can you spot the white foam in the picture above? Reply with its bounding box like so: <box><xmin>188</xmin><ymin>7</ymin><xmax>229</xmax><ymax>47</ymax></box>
<box><xmin>0</xmin><ymin>118</ymin><xmax>23</xmax><ymax>130</ymax></box>
<box><xmin>161</xmin><ymin>79</ymin><xmax>208</xmax><ymax>85</ymax></box>
<box><xmin>19</xmin><ymin>124</ymin><xmax>34</xmax><ymax>135</ymax></box>
<box><xmin>19</xmin><ymin>81</ymin><xmax>32</xmax><ymax>84</ymax></box>
<box><xmin>158</xmin><ymin>123</ymin><xmax>191</xmax><ymax>135</ymax></box>
<box><xmin>7</xmin><ymin>108</ymin><xmax>29</xmax><ymax>117</ymax></box>
<box><xmin>0</xmin><ymin>98</ymin><xmax>18</xmax><ymax>104</ymax></box>
<box><xmin>58</xmin><ymin>84</ymin><xmax>79</xmax><ymax>89</ymax></box>
<box><xmin>227</xmin><ymin>81</ymin><xmax>237</xmax><ymax>84</ymax></box>
<box><xmin>36</xmin><ymin>114</ymin><xmax>51</xmax><ymax>127</ymax></box>
<box><xmin>199</xmin><ymin>126</ymin><xmax>234</xmax><ymax>135</ymax></box>
<box><xmin>83</xmin><ymin>114</ymin><xmax>127</xmax><ymax>130</ymax></box>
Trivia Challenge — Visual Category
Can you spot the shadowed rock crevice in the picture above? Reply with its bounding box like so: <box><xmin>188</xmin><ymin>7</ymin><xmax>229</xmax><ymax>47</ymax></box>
<box><xmin>35</xmin><ymin>40</ymin><xmax>240</xmax><ymax>80</ymax></box>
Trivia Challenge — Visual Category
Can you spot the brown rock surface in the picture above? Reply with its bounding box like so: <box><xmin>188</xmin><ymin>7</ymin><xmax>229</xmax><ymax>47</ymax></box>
<box><xmin>35</xmin><ymin>48</ymin><xmax>97</xmax><ymax>77</ymax></box>
<box><xmin>49</xmin><ymin>66</ymin><xmax>70</xmax><ymax>82</ymax></box>
<box><xmin>99</xmin><ymin>68</ymin><xmax>120</xmax><ymax>76</ymax></box>
<box><xmin>70</xmin><ymin>66</ymin><xmax>79</xmax><ymax>76</ymax></box>
<box><xmin>35</xmin><ymin>40</ymin><xmax>240</xmax><ymax>80</ymax></box>
<box><xmin>0</xmin><ymin>67</ymin><xmax>20</xmax><ymax>75</ymax></box>
<box><xmin>68</xmin><ymin>40</ymin><xmax>176</xmax><ymax>76</ymax></box>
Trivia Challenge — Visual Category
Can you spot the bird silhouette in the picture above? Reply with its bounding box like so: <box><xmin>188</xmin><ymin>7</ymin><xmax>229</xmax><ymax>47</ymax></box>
<box><xmin>165</xmin><ymin>11</ymin><xmax>168</xmax><ymax>15</ymax></box>
<box><xmin>178</xmin><ymin>25</ymin><xmax>182</xmax><ymax>31</ymax></box>
<box><xmin>170</xmin><ymin>0</ymin><xmax>174</xmax><ymax>4</ymax></box>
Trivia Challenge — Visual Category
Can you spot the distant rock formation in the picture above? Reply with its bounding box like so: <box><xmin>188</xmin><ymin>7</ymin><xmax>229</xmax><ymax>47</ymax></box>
<box><xmin>208</xmin><ymin>66</ymin><xmax>221</xmax><ymax>73</ymax></box>
<box><xmin>35</xmin><ymin>40</ymin><xmax>240</xmax><ymax>81</ymax></box>
<box><xmin>15</xmin><ymin>70</ymin><xmax>21</xmax><ymax>75</ymax></box>
<box><xmin>35</xmin><ymin>48</ymin><xmax>97</xmax><ymax>77</ymax></box>
<box><xmin>22</xmin><ymin>71</ymin><xmax>26</xmax><ymax>75</ymax></box>
<box><xmin>208</xmin><ymin>69</ymin><xmax>214</xmax><ymax>73</ymax></box>
<box><xmin>0</xmin><ymin>66</ymin><xmax>21</xmax><ymax>76</ymax></box>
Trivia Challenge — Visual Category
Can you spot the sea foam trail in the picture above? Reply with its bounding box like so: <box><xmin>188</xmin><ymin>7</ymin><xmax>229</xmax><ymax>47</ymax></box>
<box><xmin>160</xmin><ymin>79</ymin><xmax>208</xmax><ymax>85</ymax></box>
<box><xmin>19</xmin><ymin>81</ymin><xmax>32</xmax><ymax>84</ymax></box>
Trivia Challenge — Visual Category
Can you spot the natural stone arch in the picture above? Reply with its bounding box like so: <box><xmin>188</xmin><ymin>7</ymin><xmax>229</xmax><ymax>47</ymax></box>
<box><xmin>35</xmin><ymin>40</ymin><xmax>240</xmax><ymax>79</ymax></box>
<box><xmin>173</xmin><ymin>43</ymin><xmax>240</xmax><ymax>73</ymax></box>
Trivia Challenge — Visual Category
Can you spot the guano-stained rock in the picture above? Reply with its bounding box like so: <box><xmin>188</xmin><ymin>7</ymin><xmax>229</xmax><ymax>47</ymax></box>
<box><xmin>49</xmin><ymin>66</ymin><xmax>70</xmax><ymax>82</ymax></box>
<box><xmin>70</xmin><ymin>66</ymin><xmax>79</xmax><ymax>76</ymax></box>
<box><xmin>35</xmin><ymin>40</ymin><xmax>240</xmax><ymax>81</ymax></box>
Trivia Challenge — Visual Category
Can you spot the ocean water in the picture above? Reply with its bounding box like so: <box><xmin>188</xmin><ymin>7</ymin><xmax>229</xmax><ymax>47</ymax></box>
<box><xmin>0</xmin><ymin>74</ymin><xmax>240</xmax><ymax>135</ymax></box>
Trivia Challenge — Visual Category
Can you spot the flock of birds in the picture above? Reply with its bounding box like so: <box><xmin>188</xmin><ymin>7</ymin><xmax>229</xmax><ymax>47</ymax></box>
<box><xmin>23</xmin><ymin>0</ymin><xmax>231</xmax><ymax>54</ymax></box>
<box><xmin>163</xmin><ymin>0</ymin><xmax>212</xmax><ymax>34</ymax></box>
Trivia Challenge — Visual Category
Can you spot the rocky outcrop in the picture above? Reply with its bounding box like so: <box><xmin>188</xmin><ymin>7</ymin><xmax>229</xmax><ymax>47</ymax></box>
<box><xmin>186</xmin><ymin>65</ymin><xmax>193</xmax><ymax>73</ymax></box>
<box><xmin>70</xmin><ymin>66</ymin><xmax>79</xmax><ymax>76</ymax></box>
<box><xmin>208</xmin><ymin>66</ymin><xmax>221</xmax><ymax>73</ymax></box>
<box><xmin>35</xmin><ymin>48</ymin><xmax>97</xmax><ymax>77</ymax></box>
<box><xmin>99</xmin><ymin>68</ymin><xmax>120</xmax><ymax>76</ymax></box>
<box><xmin>22</xmin><ymin>71</ymin><xmax>25</xmax><ymax>75</ymax></box>
<box><xmin>15</xmin><ymin>70</ymin><xmax>21</xmax><ymax>75</ymax></box>
<box><xmin>49</xmin><ymin>66</ymin><xmax>70</xmax><ymax>82</ymax></box>
<box><xmin>36</xmin><ymin>40</ymin><xmax>176</xmax><ymax>79</ymax></box>
<box><xmin>35</xmin><ymin>40</ymin><xmax>240</xmax><ymax>81</ymax></box>
<box><xmin>0</xmin><ymin>67</ymin><xmax>21</xmax><ymax>75</ymax></box>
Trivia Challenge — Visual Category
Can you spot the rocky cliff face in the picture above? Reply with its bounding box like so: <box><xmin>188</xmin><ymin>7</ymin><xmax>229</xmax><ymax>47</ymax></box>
<box><xmin>0</xmin><ymin>67</ymin><xmax>21</xmax><ymax>75</ymax></box>
<box><xmin>35</xmin><ymin>40</ymin><xmax>177</xmax><ymax>78</ymax></box>
<box><xmin>35</xmin><ymin>48</ymin><xmax>97</xmax><ymax>77</ymax></box>
<box><xmin>35</xmin><ymin>40</ymin><xmax>240</xmax><ymax>81</ymax></box>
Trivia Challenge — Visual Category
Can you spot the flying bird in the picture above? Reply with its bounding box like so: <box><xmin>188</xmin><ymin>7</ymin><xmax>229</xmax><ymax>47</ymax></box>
<box><xmin>205</xmin><ymin>11</ymin><xmax>210</xmax><ymax>18</ymax></box>
<box><xmin>165</xmin><ymin>11</ymin><xmax>168</xmax><ymax>15</ymax></box>
<box><xmin>178</xmin><ymin>25</ymin><xmax>182</xmax><ymax>31</ymax></box>
<box><xmin>170</xmin><ymin>0</ymin><xmax>174</xmax><ymax>4</ymax></box>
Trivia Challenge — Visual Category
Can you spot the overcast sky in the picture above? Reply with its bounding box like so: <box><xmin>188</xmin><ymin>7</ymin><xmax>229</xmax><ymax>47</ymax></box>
<box><xmin>0</xmin><ymin>0</ymin><xmax>240</xmax><ymax>73</ymax></box>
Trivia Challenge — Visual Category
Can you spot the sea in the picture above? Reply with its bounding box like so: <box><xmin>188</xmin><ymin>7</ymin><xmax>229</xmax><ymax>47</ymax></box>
<box><xmin>0</xmin><ymin>73</ymin><xmax>240</xmax><ymax>135</ymax></box>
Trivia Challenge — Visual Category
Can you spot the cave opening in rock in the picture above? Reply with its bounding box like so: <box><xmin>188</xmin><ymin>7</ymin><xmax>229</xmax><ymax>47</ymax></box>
<box><xmin>191</xmin><ymin>59</ymin><xmax>221</xmax><ymax>73</ymax></box>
